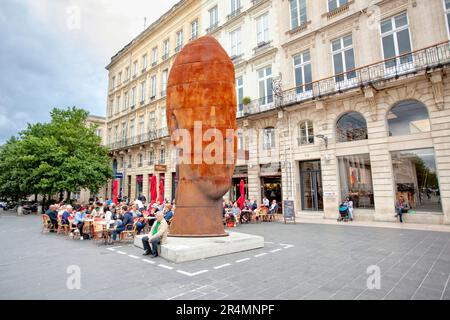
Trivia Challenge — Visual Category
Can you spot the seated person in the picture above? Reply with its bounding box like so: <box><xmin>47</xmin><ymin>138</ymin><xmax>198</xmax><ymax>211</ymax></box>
<box><xmin>230</xmin><ymin>202</ymin><xmax>240</xmax><ymax>226</ymax></box>
<box><xmin>142</xmin><ymin>212</ymin><xmax>169</xmax><ymax>258</ymax></box>
<box><xmin>73</xmin><ymin>207</ymin><xmax>87</xmax><ymax>239</ymax></box>
<box><xmin>112</xmin><ymin>206</ymin><xmax>134</xmax><ymax>241</ymax></box>
<box><xmin>61</xmin><ymin>205</ymin><xmax>73</xmax><ymax>226</ymax></box>
<box><xmin>164</xmin><ymin>205</ymin><xmax>174</xmax><ymax>223</ymax></box>
<box><xmin>268</xmin><ymin>200</ymin><xmax>278</xmax><ymax>215</ymax></box>
<box><xmin>45</xmin><ymin>205</ymin><xmax>58</xmax><ymax>231</ymax></box>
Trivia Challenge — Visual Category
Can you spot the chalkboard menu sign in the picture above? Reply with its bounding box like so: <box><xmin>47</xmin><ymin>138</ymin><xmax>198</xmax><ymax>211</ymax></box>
<box><xmin>283</xmin><ymin>200</ymin><xmax>295</xmax><ymax>224</ymax></box>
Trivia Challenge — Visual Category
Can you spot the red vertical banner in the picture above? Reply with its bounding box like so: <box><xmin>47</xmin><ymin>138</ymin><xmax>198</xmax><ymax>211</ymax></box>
<box><xmin>113</xmin><ymin>179</ymin><xmax>119</xmax><ymax>204</ymax></box>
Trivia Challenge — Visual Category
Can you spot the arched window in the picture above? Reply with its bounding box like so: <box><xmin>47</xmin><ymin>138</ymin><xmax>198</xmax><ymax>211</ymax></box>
<box><xmin>298</xmin><ymin>120</ymin><xmax>314</xmax><ymax>145</ymax></box>
<box><xmin>263</xmin><ymin>127</ymin><xmax>275</xmax><ymax>150</ymax></box>
<box><xmin>388</xmin><ymin>100</ymin><xmax>430</xmax><ymax>136</ymax></box>
<box><xmin>336</xmin><ymin>112</ymin><xmax>368</xmax><ymax>142</ymax></box>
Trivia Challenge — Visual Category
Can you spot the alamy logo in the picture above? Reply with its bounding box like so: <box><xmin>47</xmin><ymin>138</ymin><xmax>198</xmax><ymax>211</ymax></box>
<box><xmin>66</xmin><ymin>265</ymin><xmax>81</xmax><ymax>290</ymax></box>
<box><xmin>366</xmin><ymin>265</ymin><xmax>381</xmax><ymax>290</ymax></box>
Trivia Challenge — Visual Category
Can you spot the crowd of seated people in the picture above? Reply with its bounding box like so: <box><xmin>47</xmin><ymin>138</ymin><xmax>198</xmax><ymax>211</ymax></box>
<box><xmin>222</xmin><ymin>197</ymin><xmax>280</xmax><ymax>227</ymax></box>
<box><xmin>43</xmin><ymin>197</ymin><xmax>175</xmax><ymax>241</ymax></box>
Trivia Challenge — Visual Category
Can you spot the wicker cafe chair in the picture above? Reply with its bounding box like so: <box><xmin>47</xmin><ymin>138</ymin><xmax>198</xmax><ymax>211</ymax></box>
<box><xmin>57</xmin><ymin>216</ymin><xmax>69</xmax><ymax>236</ymax></box>
<box><xmin>41</xmin><ymin>214</ymin><xmax>55</xmax><ymax>233</ymax></box>
<box><xmin>67</xmin><ymin>219</ymin><xmax>79</xmax><ymax>240</ymax></box>
<box><xmin>120</xmin><ymin>223</ymin><xmax>137</xmax><ymax>242</ymax></box>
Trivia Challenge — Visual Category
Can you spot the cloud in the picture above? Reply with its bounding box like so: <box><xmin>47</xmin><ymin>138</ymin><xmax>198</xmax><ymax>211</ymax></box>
<box><xmin>0</xmin><ymin>0</ymin><xmax>179</xmax><ymax>144</ymax></box>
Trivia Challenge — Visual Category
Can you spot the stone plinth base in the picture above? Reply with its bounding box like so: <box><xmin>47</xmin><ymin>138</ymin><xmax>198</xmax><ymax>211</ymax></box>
<box><xmin>134</xmin><ymin>232</ymin><xmax>264</xmax><ymax>263</ymax></box>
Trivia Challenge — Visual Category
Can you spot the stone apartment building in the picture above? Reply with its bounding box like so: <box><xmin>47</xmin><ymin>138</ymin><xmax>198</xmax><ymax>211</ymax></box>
<box><xmin>105</xmin><ymin>0</ymin><xmax>450</xmax><ymax>225</ymax></box>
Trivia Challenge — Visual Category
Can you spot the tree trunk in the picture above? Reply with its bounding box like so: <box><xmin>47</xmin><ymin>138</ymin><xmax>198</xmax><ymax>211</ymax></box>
<box><xmin>66</xmin><ymin>191</ymin><xmax>71</xmax><ymax>202</ymax></box>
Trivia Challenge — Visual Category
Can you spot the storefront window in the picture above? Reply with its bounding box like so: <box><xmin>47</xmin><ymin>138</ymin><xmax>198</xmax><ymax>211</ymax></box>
<box><xmin>338</xmin><ymin>154</ymin><xmax>374</xmax><ymax>208</ymax></box>
<box><xmin>336</xmin><ymin>112</ymin><xmax>368</xmax><ymax>142</ymax></box>
<box><xmin>387</xmin><ymin>100</ymin><xmax>430</xmax><ymax>136</ymax></box>
<box><xmin>391</xmin><ymin>148</ymin><xmax>441</xmax><ymax>212</ymax></box>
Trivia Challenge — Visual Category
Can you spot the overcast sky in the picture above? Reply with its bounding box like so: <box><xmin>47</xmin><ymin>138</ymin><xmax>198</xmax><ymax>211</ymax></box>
<box><xmin>0</xmin><ymin>0</ymin><xmax>179</xmax><ymax>144</ymax></box>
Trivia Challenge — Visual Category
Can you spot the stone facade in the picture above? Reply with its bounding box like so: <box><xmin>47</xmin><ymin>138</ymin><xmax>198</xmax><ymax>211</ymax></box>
<box><xmin>105</xmin><ymin>0</ymin><xmax>450</xmax><ymax>224</ymax></box>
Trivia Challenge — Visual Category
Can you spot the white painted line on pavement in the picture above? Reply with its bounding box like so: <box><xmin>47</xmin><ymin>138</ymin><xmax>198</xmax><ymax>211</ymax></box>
<box><xmin>176</xmin><ymin>270</ymin><xmax>209</xmax><ymax>277</ymax></box>
<box><xmin>264</xmin><ymin>241</ymin><xmax>274</xmax><ymax>244</ymax></box>
<box><xmin>116</xmin><ymin>251</ymin><xmax>127</xmax><ymax>255</ymax></box>
<box><xmin>270</xmin><ymin>249</ymin><xmax>282</xmax><ymax>253</ymax></box>
<box><xmin>109</xmin><ymin>246</ymin><xmax>123</xmax><ymax>250</ymax></box>
<box><xmin>128</xmin><ymin>255</ymin><xmax>140</xmax><ymax>259</ymax></box>
<box><xmin>236</xmin><ymin>258</ymin><xmax>250</xmax><ymax>263</ymax></box>
<box><xmin>142</xmin><ymin>259</ymin><xmax>155</xmax><ymax>264</ymax></box>
<box><xmin>254</xmin><ymin>253</ymin><xmax>267</xmax><ymax>257</ymax></box>
<box><xmin>107</xmin><ymin>248</ymin><xmax>116</xmax><ymax>251</ymax></box>
<box><xmin>158</xmin><ymin>264</ymin><xmax>174</xmax><ymax>270</ymax></box>
<box><xmin>213</xmin><ymin>263</ymin><xmax>231</xmax><ymax>270</ymax></box>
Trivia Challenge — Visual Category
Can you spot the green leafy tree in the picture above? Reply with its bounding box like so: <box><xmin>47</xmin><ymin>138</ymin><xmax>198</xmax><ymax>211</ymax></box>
<box><xmin>0</xmin><ymin>107</ymin><xmax>112</xmax><ymax>203</ymax></box>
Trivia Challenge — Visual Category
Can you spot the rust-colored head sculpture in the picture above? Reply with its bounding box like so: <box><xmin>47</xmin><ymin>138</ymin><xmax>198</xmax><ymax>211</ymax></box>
<box><xmin>166</xmin><ymin>36</ymin><xmax>237</xmax><ymax>237</ymax></box>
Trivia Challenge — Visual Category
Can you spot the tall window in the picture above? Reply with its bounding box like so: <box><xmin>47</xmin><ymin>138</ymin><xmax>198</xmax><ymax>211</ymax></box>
<box><xmin>161</xmin><ymin>69</ymin><xmax>168</xmax><ymax>97</ymax></box>
<box><xmin>336</xmin><ymin>112</ymin><xmax>368</xmax><ymax>142</ymax></box>
<box><xmin>148</xmin><ymin>150</ymin><xmax>155</xmax><ymax>165</ymax></box>
<box><xmin>116</xmin><ymin>95</ymin><xmax>121</xmax><ymax>113</ymax></box>
<box><xmin>391</xmin><ymin>148</ymin><xmax>441</xmax><ymax>212</ymax></box>
<box><xmin>163</xmin><ymin>39</ymin><xmax>170</xmax><ymax>59</ymax></box>
<box><xmin>237</xmin><ymin>130</ymin><xmax>244</xmax><ymax>150</ymax></box>
<box><xmin>293</xmin><ymin>50</ymin><xmax>312</xmax><ymax>94</ymax></box>
<box><xmin>175</xmin><ymin>30</ymin><xmax>183</xmax><ymax>52</ymax></box>
<box><xmin>114</xmin><ymin>125</ymin><xmax>118</xmax><ymax>143</ymax></box>
<box><xmin>387</xmin><ymin>100</ymin><xmax>430</xmax><ymax>136</ymax></box>
<box><xmin>142</xmin><ymin>54</ymin><xmax>147</xmax><ymax>70</ymax></box>
<box><xmin>126</xmin><ymin>67</ymin><xmax>130</xmax><ymax>80</ymax></box>
<box><xmin>161</xmin><ymin>106</ymin><xmax>167</xmax><ymax>128</ymax></box>
<box><xmin>445</xmin><ymin>0</ymin><xmax>450</xmax><ymax>36</ymax></box>
<box><xmin>258</xmin><ymin>66</ymin><xmax>273</xmax><ymax>105</ymax></box>
<box><xmin>138</xmin><ymin>154</ymin><xmax>143</xmax><ymax>167</ymax></box>
<box><xmin>131</xmin><ymin>87</ymin><xmax>136</xmax><ymax>107</ymax></box>
<box><xmin>152</xmin><ymin>47</ymin><xmax>158</xmax><ymax>65</ymax></box>
<box><xmin>124</xmin><ymin>91</ymin><xmax>129</xmax><ymax>110</ymax></box>
<box><xmin>256</xmin><ymin>13</ymin><xmax>269</xmax><ymax>44</ymax></box>
<box><xmin>121</xmin><ymin>122</ymin><xmax>127</xmax><ymax>142</ymax></box>
<box><xmin>381</xmin><ymin>12</ymin><xmax>412</xmax><ymax>71</ymax></box>
<box><xmin>209</xmin><ymin>6</ymin><xmax>219</xmax><ymax>28</ymax></box>
<box><xmin>139</xmin><ymin>116</ymin><xmax>145</xmax><ymax>140</ymax></box>
<box><xmin>133</xmin><ymin>61</ymin><xmax>138</xmax><ymax>77</ymax></box>
<box><xmin>298</xmin><ymin>120</ymin><xmax>314</xmax><ymax>145</ymax></box>
<box><xmin>231</xmin><ymin>0</ymin><xmax>241</xmax><ymax>13</ymax></box>
<box><xmin>150</xmin><ymin>75</ymin><xmax>157</xmax><ymax>98</ymax></box>
<box><xmin>108</xmin><ymin>99</ymin><xmax>113</xmax><ymax>117</ymax></box>
<box><xmin>191</xmin><ymin>19</ymin><xmax>199</xmax><ymax>40</ymax></box>
<box><xmin>128</xmin><ymin>155</ymin><xmax>132</xmax><ymax>168</ymax></box>
<box><xmin>129</xmin><ymin>119</ymin><xmax>135</xmax><ymax>143</ymax></box>
<box><xmin>230</xmin><ymin>27</ymin><xmax>242</xmax><ymax>57</ymax></box>
<box><xmin>338</xmin><ymin>154</ymin><xmax>374</xmax><ymax>209</ymax></box>
<box><xmin>160</xmin><ymin>149</ymin><xmax>166</xmax><ymax>164</ymax></box>
<box><xmin>332</xmin><ymin>34</ymin><xmax>356</xmax><ymax>83</ymax></box>
<box><xmin>328</xmin><ymin>0</ymin><xmax>348</xmax><ymax>11</ymax></box>
<box><xmin>290</xmin><ymin>0</ymin><xmax>307</xmax><ymax>29</ymax></box>
<box><xmin>263</xmin><ymin>127</ymin><xmax>275</xmax><ymax>150</ymax></box>
<box><xmin>111</xmin><ymin>76</ymin><xmax>115</xmax><ymax>89</ymax></box>
<box><xmin>118</xmin><ymin>72</ymin><xmax>122</xmax><ymax>85</ymax></box>
<box><xmin>149</xmin><ymin>111</ymin><xmax>156</xmax><ymax>132</ymax></box>
<box><xmin>140</xmin><ymin>81</ymin><xmax>146</xmax><ymax>103</ymax></box>
<box><xmin>107</xmin><ymin>128</ymin><xmax>111</xmax><ymax>145</ymax></box>
<box><xmin>236</xmin><ymin>76</ymin><xmax>244</xmax><ymax>114</ymax></box>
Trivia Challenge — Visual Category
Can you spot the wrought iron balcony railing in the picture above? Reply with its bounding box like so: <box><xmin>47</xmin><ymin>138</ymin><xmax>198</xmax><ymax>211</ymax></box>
<box><xmin>238</xmin><ymin>41</ymin><xmax>450</xmax><ymax>118</ymax></box>
<box><xmin>107</xmin><ymin>127</ymin><xmax>169</xmax><ymax>151</ymax></box>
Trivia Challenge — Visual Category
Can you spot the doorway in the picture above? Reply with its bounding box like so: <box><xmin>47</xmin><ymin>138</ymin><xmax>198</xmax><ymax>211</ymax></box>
<box><xmin>300</xmin><ymin>160</ymin><xmax>323</xmax><ymax>211</ymax></box>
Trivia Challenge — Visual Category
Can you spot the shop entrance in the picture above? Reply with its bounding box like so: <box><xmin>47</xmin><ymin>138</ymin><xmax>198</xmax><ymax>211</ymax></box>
<box><xmin>300</xmin><ymin>160</ymin><xmax>323</xmax><ymax>211</ymax></box>
<box><xmin>261</xmin><ymin>176</ymin><xmax>282</xmax><ymax>203</ymax></box>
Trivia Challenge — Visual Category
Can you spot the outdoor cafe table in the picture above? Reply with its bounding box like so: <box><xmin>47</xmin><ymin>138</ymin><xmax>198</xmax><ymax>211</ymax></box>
<box><xmin>241</xmin><ymin>210</ymin><xmax>252</xmax><ymax>223</ymax></box>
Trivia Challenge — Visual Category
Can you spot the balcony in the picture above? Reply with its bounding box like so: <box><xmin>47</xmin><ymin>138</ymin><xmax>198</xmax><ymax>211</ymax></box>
<box><xmin>326</xmin><ymin>0</ymin><xmax>353</xmax><ymax>20</ymax></box>
<box><xmin>231</xmin><ymin>53</ymin><xmax>244</xmax><ymax>64</ymax></box>
<box><xmin>206</xmin><ymin>22</ymin><xmax>219</xmax><ymax>34</ymax></box>
<box><xmin>162</xmin><ymin>53</ymin><xmax>169</xmax><ymax>61</ymax></box>
<box><xmin>239</xmin><ymin>41</ymin><xmax>450</xmax><ymax>118</ymax></box>
<box><xmin>253</xmin><ymin>40</ymin><xmax>272</xmax><ymax>55</ymax></box>
<box><xmin>107</xmin><ymin>127</ymin><xmax>169</xmax><ymax>151</ymax></box>
<box><xmin>151</xmin><ymin>61</ymin><xmax>157</xmax><ymax>67</ymax></box>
